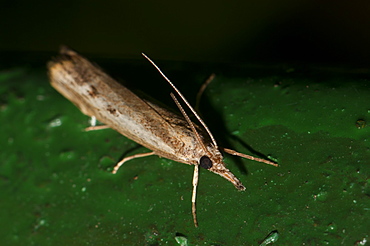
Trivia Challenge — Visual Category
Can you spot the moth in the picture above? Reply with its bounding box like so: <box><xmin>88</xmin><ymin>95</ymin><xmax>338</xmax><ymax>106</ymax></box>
<box><xmin>48</xmin><ymin>47</ymin><xmax>278</xmax><ymax>227</ymax></box>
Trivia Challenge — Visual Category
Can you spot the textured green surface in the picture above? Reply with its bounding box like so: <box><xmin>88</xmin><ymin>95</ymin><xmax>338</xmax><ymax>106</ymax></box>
<box><xmin>0</xmin><ymin>63</ymin><xmax>369</xmax><ymax>245</ymax></box>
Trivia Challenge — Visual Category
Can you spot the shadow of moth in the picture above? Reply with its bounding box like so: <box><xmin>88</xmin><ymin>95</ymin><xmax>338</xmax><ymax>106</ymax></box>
<box><xmin>47</xmin><ymin>46</ymin><xmax>278</xmax><ymax>227</ymax></box>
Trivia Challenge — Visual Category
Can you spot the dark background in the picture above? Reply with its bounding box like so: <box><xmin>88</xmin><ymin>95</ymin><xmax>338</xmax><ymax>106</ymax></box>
<box><xmin>1</xmin><ymin>0</ymin><xmax>370</xmax><ymax>65</ymax></box>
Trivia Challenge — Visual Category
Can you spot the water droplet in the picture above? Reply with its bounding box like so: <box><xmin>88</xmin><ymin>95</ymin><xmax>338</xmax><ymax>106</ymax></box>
<box><xmin>259</xmin><ymin>230</ymin><xmax>279</xmax><ymax>245</ymax></box>
<box><xmin>355</xmin><ymin>119</ymin><xmax>366</xmax><ymax>129</ymax></box>
<box><xmin>49</xmin><ymin>117</ymin><xmax>62</xmax><ymax>127</ymax></box>
<box><xmin>314</xmin><ymin>191</ymin><xmax>328</xmax><ymax>202</ymax></box>
<box><xmin>175</xmin><ymin>236</ymin><xmax>188</xmax><ymax>246</ymax></box>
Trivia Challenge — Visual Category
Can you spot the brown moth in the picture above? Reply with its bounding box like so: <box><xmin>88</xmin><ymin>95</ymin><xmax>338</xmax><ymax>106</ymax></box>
<box><xmin>47</xmin><ymin>47</ymin><xmax>278</xmax><ymax>227</ymax></box>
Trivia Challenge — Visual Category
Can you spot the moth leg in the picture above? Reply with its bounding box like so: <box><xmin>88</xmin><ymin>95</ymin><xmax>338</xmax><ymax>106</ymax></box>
<box><xmin>112</xmin><ymin>152</ymin><xmax>155</xmax><ymax>174</ymax></box>
<box><xmin>192</xmin><ymin>164</ymin><xmax>199</xmax><ymax>227</ymax></box>
<box><xmin>85</xmin><ymin>125</ymin><xmax>111</xmax><ymax>131</ymax></box>
<box><xmin>195</xmin><ymin>73</ymin><xmax>215</xmax><ymax>111</ymax></box>
<box><xmin>84</xmin><ymin>116</ymin><xmax>111</xmax><ymax>131</ymax></box>
<box><xmin>222</xmin><ymin>147</ymin><xmax>278</xmax><ymax>167</ymax></box>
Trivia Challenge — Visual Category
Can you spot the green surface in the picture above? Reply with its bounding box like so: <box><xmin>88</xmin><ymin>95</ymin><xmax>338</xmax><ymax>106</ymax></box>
<box><xmin>0</xmin><ymin>63</ymin><xmax>369</xmax><ymax>245</ymax></box>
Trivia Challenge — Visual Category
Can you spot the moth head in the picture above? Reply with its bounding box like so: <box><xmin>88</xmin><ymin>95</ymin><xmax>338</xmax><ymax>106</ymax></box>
<box><xmin>199</xmin><ymin>148</ymin><xmax>246</xmax><ymax>191</ymax></box>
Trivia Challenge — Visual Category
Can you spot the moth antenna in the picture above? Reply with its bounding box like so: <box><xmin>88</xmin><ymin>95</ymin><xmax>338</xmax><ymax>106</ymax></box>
<box><xmin>142</xmin><ymin>53</ymin><xmax>218</xmax><ymax>149</ymax></box>
<box><xmin>170</xmin><ymin>93</ymin><xmax>209</xmax><ymax>155</ymax></box>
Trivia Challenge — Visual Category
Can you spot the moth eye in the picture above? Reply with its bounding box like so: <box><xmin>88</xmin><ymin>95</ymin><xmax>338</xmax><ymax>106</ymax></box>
<box><xmin>199</xmin><ymin>156</ymin><xmax>213</xmax><ymax>169</ymax></box>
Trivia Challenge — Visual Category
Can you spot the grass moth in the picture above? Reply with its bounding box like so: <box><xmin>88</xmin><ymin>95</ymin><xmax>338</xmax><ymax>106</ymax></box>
<box><xmin>47</xmin><ymin>47</ymin><xmax>278</xmax><ymax>227</ymax></box>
